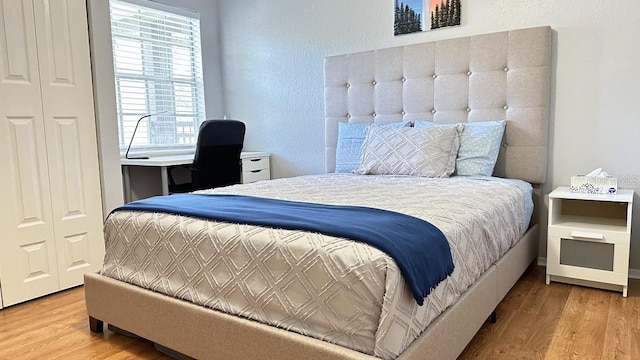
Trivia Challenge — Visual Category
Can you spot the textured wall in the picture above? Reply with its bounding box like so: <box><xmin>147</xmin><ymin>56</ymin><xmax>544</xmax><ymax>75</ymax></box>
<box><xmin>218</xmin><ymin>0</ymin><xmax>640</xmax><ymax>268</ymax></box>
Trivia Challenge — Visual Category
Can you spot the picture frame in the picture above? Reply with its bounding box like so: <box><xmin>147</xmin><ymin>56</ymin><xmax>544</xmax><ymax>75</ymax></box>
<box><xmin>394</xmin><ymin>0</ymin><xmax>461</xmax><ymax>35</ymax></box>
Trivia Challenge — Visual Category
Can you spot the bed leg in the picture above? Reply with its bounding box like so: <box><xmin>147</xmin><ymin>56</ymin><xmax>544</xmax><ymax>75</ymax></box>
<box><xmin>489</xmin><ymin>310</ymin><xmax>497</xmax><ymax>324</ymax></box>
<box><xmin>89</xmin><ymin>316</ymin><xmax>104</xmax><ymax>333</ymax></box>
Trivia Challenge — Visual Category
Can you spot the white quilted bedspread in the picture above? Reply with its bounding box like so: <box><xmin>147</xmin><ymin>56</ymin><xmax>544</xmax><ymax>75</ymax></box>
<box><xmin>101</xmin><ymin>174</ymin><xmax>531</xmax><ymax>359</ymax></box>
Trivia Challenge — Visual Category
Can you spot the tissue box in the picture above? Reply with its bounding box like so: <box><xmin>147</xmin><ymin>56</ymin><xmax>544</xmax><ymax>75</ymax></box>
<box><xmin>570</xmin><ymin>175</ymin><xmax>618</xmax><ymax>194</ymax></box>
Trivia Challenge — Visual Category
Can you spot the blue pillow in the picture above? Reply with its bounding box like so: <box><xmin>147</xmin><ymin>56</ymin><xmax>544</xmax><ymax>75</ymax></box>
<box><xmin>414</xmin><ymin>120</ymin><xmax>506</xmax><ymax>177</ymax></box>
<box><xmin>335</xmin><ymin>121</ymin><xmax>411</xmax><ymax>173</ymax></box>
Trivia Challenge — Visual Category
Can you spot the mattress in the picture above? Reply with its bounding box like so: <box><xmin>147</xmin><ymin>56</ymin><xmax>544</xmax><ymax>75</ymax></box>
<box><xmin>101</xmin><ymin>174</ymin><xmax>532</xmax><ymax>359</ymax></box>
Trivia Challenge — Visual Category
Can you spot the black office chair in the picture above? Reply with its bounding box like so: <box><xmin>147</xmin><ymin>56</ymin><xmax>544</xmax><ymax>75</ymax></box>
<box><xmin>169</xmin><ymin>119</ymin><xmax>246</xmax><ymax>193</ymax></box>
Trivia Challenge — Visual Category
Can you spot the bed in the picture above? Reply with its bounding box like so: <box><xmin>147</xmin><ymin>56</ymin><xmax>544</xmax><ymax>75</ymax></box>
<box><xmin>85</xmin><ymin>26</ymin><xmax>552</xmax><ymax>360</ymax></box>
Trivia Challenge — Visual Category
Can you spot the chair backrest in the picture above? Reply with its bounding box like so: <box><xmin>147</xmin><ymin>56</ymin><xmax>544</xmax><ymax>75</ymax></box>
<box><xmin>192</xmin><ymin>120</ymin><xmax>246</xmax><ymax>190</ymax></box>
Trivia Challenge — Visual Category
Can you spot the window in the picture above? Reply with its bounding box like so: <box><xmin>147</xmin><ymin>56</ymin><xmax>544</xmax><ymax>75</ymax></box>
<box><xmin>109</xmin><ymin>0</ymin><xmax>206</xmax><ymax>154</ymax></box>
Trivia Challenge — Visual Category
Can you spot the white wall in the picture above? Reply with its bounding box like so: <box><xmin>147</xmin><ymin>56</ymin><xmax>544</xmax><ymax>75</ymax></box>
<box><xmin>217</xmin><ymin>1</ymin><xmax>640</xmax><ymax>267</ymax></box>
<box><xmin>87</xmin><ymin>0</ymin><xmax>124</xmax><ymax>216</ymax></box>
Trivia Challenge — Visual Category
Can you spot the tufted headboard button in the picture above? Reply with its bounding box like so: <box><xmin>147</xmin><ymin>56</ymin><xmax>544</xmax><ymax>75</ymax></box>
<box><xmin>432</xmin><ymin>74</ymin><xmax>437</xmax><ymax>79</ymax></box>
<box><xmin>503</xmin><ymin>105</ymin><xmax>509</xmax><ymax>110</ymax></box>
<box><xmin>431</xmin><ymin>109</ymin><xmax>436</xmax><ymax>114</ymax></box>
<box><xmin>504</xmin><ymin>67</ymin><xmax>509</xmax><ymax>72</ymax></box>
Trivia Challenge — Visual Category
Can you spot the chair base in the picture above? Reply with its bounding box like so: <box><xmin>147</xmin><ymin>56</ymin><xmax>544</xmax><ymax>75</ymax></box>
<box><xmin>169</xmin><ymin>182</ymin><xmax>195</xmax><ymax>194</ymax></box>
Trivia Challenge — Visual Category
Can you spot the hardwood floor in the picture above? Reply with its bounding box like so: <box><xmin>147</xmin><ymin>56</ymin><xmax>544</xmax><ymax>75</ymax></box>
<box><xmin>1</xmin><ymin>266</ymin><xmax>638</xmax><ymax>359</ymax></box>
<box><xmin>459</xmin><ymin>266</ymin><xmax>640</xmax><ymax>360</ymax></box>
<box><xmin>0</xmin><ymin>286</ymin><xmax>172</xmax><ymax>360</ymax></box>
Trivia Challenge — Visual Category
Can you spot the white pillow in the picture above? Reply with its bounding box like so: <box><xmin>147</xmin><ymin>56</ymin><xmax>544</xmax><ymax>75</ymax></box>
<box><xmin>355</xmin><ymin>124</ymin><xmax>463</xmax><ymax>177</ymax></box>
<box><xmin>335</xmin><ymin>121</ymin><xmax>411</xmax><ymax>173</ymax></box>
<box><xmin>414</xmin><ymin>120</ymin><xmax>506</xmax><ymax>176</ymax></box>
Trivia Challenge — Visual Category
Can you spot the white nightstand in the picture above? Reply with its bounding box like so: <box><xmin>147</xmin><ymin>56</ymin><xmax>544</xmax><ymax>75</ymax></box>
<box><xmin>546</xmin><ymin>186</ymin><xmax>634</xmax><ymax>296</ymax></box>
<box><xmin>241</xmin><ymin>152</ymin><xmax>270</xmax><ymax>184</ymax></box>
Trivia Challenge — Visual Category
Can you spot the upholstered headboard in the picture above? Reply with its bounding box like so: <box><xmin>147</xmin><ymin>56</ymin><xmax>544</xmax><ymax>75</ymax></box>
<box><xmin>324</xmin><ymin>26</ymin><xmax>551</xmax><ymax>184</ymax></box>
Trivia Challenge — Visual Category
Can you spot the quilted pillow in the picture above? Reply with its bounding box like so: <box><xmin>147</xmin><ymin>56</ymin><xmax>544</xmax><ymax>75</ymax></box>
<box><xmin>355</xmin><ymin>125</ymin><xmax>463</xmax><ymax>177</ymax></box>
<box><xmin>414</xmin><ymin>120</ymin><xmax>506</xmax><ymax>177</ymax></box>
<box><xmin>335</xmin><ymin>121</ymin><xmax>411</xmax><ymax>173</ymax></box>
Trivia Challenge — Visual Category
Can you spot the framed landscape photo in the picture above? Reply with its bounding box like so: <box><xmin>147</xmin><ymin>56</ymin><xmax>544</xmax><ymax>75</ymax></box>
<box><xmin>394</xmin><ymin>0</ymin><xmax>461</xmax><ymax>35</ymax></box>
<box><xmin>429</xmin><ymin>0</ymin><xmax>461</xmax><ymax>30</ymax></box>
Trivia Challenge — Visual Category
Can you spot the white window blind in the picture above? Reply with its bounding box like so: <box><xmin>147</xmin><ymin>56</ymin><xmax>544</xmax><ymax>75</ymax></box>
<box><xmin>109</xmin><ymin>0</ymin><xmax>206</xmax><ymax>154</ymax></box>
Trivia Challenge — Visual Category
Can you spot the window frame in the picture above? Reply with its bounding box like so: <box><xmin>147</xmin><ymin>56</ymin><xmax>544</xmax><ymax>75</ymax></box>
<box><xmin>109</xmin><ymin>0</ymin><xmax>206</xmax><ymax>157</ymax></box>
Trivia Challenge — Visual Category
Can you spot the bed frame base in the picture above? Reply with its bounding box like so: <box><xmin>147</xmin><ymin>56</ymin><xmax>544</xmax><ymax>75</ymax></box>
<box><xmin>89</xmin><ymin>316</ymin><xmax>103</xmax><ymax>333</ymax></box>
<box><xmin>84</xmin><ymin>224</ymin><xmax>538</xmax><ymax>360</ymax></box>
<box><xmin>489</xmin><ymin>310</ymin><xmax>497</xmax><ymax>324</ymax></box>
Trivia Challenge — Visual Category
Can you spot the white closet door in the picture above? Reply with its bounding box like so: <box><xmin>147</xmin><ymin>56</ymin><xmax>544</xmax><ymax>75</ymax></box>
<box><xmin>32</xmin><ymin>0</ymin><xmax>104</xmax><ymax>289</ymax></box>
<box><xmin>0</xmin><ymin>0</ymin><xmax>60</xmax><ymax>306</ymax></box>
<box><xmin>0</xmin><ymin>0</ymin><xmax>104</xmax><ymax>306</ymax></box>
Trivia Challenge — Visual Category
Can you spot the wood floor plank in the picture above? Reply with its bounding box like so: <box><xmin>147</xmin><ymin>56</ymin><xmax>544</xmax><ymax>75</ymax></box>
<box><xmin>543</xmin><ymin>286</ymin><xmax>591</xmax><ymax>359</ymax></box>
<box><xmin>1</xmin><ymin>266</ymin><xmax>638</xmax><ymax>359</ymax></box>
<box><xmin>571</xmin><ymin>288</ymin><xmax>610</xmax><ymax>360</ymax></box>
<box><xmin>603</xmin><ymin>294</ymin><xmax>632</xmax><ymax>360</ymax></box>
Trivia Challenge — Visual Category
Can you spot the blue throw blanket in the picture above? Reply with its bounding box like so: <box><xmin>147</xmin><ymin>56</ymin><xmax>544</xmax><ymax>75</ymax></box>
<box><xmin>116</xmin><ymin>194</ymin><xmax>454</xmax><ymax>305</ymax></box>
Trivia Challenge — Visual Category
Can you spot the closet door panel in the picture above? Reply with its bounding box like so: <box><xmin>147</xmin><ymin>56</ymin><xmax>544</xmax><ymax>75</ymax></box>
<box><xmin>0</xmin><ymin>0</ymin><xmax>59</xmax><ymax>307</ymax></box>
<box><xmin>33</xmin><ymin>0</ymin><xmax>104</xmax><ymax>289</ymax></box>
<box><xmin>50</xmin><ymin>116</ymin><xmax>97</xmax><ymax>279</ymax></box>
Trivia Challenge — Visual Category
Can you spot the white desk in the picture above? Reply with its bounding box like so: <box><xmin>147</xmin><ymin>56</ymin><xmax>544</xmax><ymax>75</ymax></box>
<box><xmin>121</xmin><ymin>151</ymin><xmax>270</xmax><ymax>202</ymax></box>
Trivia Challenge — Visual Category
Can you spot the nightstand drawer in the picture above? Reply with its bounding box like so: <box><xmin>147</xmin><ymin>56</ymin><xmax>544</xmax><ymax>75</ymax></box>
<box><xmin>242</xmin><ymin>157</ymin><xmax>269</xmax><ymax>171</ymax></box>
<box><xmin>547</xmin><ymin>234</ymin><xmax>630</xmax><ymax>283</ymax></box>
<box><xmin>548</xmin><ymin>225</ymin><xmax>628</xmax><ymax>244</ymax></box>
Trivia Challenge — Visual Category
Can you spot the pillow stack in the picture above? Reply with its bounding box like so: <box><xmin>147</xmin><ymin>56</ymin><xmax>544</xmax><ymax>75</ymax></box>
<box><xmin>335</xmin><ymin>120</ymin><xmax>506</xmax><ymax>178</ymax></box>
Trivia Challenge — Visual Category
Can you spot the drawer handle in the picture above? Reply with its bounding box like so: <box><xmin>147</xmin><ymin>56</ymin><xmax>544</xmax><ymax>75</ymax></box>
<box><xmin>570</xmin><ymin>231</ymin><xmax>604</xmax><ymax>240</ymax></box>
<box><xmin>250</xmin><ymin>158</ymin><xmax>262</xmax><ymax>162</ymax></box>
<box><xmin>251</xmin><ymin>169</ymin><xmax>263</xmax><ymax>173</ymax></box>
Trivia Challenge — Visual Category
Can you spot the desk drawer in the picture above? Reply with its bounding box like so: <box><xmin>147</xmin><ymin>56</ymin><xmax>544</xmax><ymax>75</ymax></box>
<box><xmin>242</xmin><ymin>157</ymin><xmax>269</xmax><ymax>171</ymax></box>
<box><xmin>243</xmin><ymin>168</ymin><xmax>270</xmax><ymax>184</ymax></box>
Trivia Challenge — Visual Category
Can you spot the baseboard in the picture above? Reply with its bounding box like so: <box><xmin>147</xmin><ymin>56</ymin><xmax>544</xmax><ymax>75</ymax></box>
<box><xmin>629</xmin><ymin>268</ymin><xmax>640</xmax><ymax>279</ymax></box>
<box><xmin>537</xmin><ymin>257</ymin><xmax>640</xmax><ymax>280</ymax></box>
